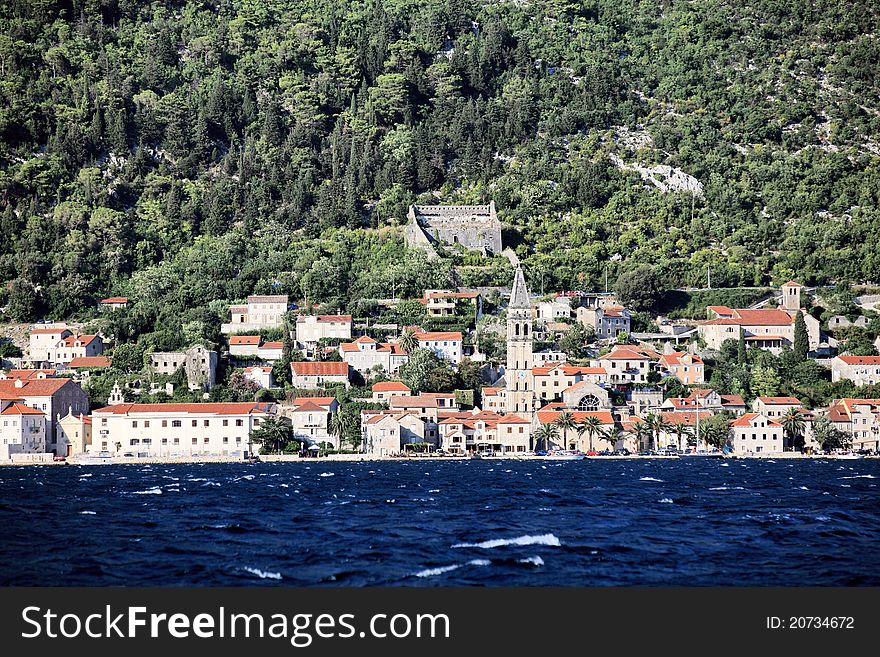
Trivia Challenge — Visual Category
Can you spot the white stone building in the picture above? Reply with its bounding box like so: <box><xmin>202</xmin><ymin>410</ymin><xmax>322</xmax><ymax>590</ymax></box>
<box><xmin>730</xmin><ymin>413</ymin><xmax>784</xmax><ymax>454</ymax></box>
<box><xmin>0</xmin><ymin>401</ymin><xmax>47</xmax><ymax>460</ymax></box>
<box><xmin>89</xmin><ymin>402</ymin><xmax>277</xmax><ymax>457</ymax></box>
<box><xmin>148</xmin><ymin>344</ymin><xmax>218</xmax><ymax>391</ymax></box>
<box><xmin>339</xmin><ymin>336</ymin><xmax>408</xmax><ymax>376</ymax></box>
<box><xmin>222</xmin><ymin>295</ymin><xmax>289</xmax><ymax>334</ymax></box>
<box><xmin>295</xmin><ymin>315</ymin><xmax>353</xmax><ymax>346</ymax></box>
<box><xmin>414</xmin><ymin>331</ymin><xmax>463</xmax><ymax>364</ymax></box>
<box><xmin>831</xmin><ymin>356</ymin><xmax>880</xmax><ymax>387</ymax></box>
<box><xmin>289</xmin><ymin>361</ymin><xmax>351</xmax><ymax>389</ymax></box>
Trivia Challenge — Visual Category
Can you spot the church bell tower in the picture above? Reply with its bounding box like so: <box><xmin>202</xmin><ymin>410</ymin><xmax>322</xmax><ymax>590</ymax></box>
<box><xmin>504</xmin><ymin>265</ymin><xmax>534</xmax><ymax>419</ymax></box>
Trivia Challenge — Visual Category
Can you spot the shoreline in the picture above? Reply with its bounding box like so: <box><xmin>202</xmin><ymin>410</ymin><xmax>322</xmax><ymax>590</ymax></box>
<box><xmin>2</xmin><ymin>453</ymin><xmax>877</xmax><ymax>466</ymax></box>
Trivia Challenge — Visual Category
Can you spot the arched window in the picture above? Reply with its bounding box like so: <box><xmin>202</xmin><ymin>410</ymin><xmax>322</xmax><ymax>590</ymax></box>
<box><xmin>523</xmin><ymin>323</ymin><xmax>529</xmax><ymax>337</ymax></box>
<box><xmin>515</xmin><ymin>323</ymin><xmax>520</xmax><ymax>336</ymax></box>
<box><xmin>578</xmin><ymin>394</ymin><xmax>601</xmax><ymax>412</ymax></box>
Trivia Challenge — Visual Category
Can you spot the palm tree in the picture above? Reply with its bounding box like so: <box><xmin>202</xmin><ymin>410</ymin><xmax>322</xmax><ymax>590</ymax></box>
<box><xmin>781</xmin><ymin>408</ymin><xmax>806</xmax><ymax>452</ymax></box>
<box><xmin>330</xmin><ymin>411</ymin><xmax>358</xmax><ymax>451</ymax></box>
<box><xmin>250</xmin><ymin>417</ymin><xmax>294</xmax><ymax>455</ymax></box>
<box><xmin>643</xmin><ymin>413</ymin><xmax>671</xmax><ymax>451</ymax></box>
<box><xmin>399</xmin><ymin>328</ymin><xmax>418</xmax><ymax>354</ymax></box>
<box><xmin>579</xmin><ymin>415</ymin><xmax>604</xmax><ymax>453</ymax></box>
<box><xmin>672</xmin><ymin>423</ymin><xmax>692</xmax><ymax>451</ymax></box>
<box><xmin>633</xmin><ymin>421</ymin><xmax>653</xmax><ymax>452</ymax></box>
<box><xmin>602</xmin><ymin>426</ymin><xmax>625</xmax><ymax>452</ymax></box>
<box><xmin>535</xmin><ymin>423</ymin><xmax>559</xmax><ymax>452</ymax></box>
<box><xmin>554</xmin><ymin>411</ymin><xmax>578</xmax><ymax>450</ymax></box>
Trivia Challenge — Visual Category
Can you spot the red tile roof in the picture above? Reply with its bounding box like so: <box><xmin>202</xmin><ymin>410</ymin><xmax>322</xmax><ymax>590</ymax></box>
<box><xmin>290</xmin><ymin>362</ymin><xmax>349</xmax><ymax>376</ymax></box>
<box><xmin>372</xmin><ymin>381</ymin><xmax>411</xmax><ymax>392</ymax></box>
<box><xmin>297</xmin><ymin>315</ymin><xmax>352</xmax><ymax>323</ymax></box>
<box><xmin>1</xmin><ymin>369</ymin><xmax>56</xmax><ymax>381</ymax></box>
<box><xmin>659</xmin><ymin>352</ymin><xmax>703</xmax><ymax>366</ymax></box>
<box><xmin>259</xmin><ymin>341</ymin><xmax>283</xmax><ymax>350</ymax></box>
<box><xmin>1</xmin><ymin>402</ymin><xmax>44</xmax><ymax>416</ymax></box>
<box><xmin>230</xmin><ymin>335</ymin><xmax>261</xmax><ymax>345</ymax></box>
<box><xmin>291</xmin><ymin>396</ymin><xmax>336</xmax><ymax>406</ymax></box>
<box><xmin>292</xmin><ymin>401</ymin><xmax>328</xmax><ymax>412</ymax></box>
<box><xmin>390</xmin><ymin>395</ymin><xmax>442</xmax><ymax>409</ymax></box>
<box><xmin>99</xmin><ymin>297</ymin><xmax>129</xmax><ymax>303</ymax></box>
<box><xmin>68</xmin><ymin>356</ymin><xmax>111</xmax><ymax>368</ymax></box>
<box><xmin>660</xmin><ymin>411</ymin><xmax>714</xmax><ymax>426</ymax></box>
<box><xmin>0</xmin><ymin>379</ymin><xmax>80</xmax><ymax>398</ymax></box>
<box><xmin>29</xmin><ymin>327</ymin><xmax>70</xmax><ymax>335</ymax></box>
<box><xmin>599</xmin><ymin>348</ymin><xmax>651</xmax><ymax>360</ymax></box>
<box><xmin>730</xmin><ymin>412</ymin><xmax>781</xmax><ymax>428</ymax></box>
<box><xmin>836</xmin><ymin>356</ymin><xmax>880</xmax><ymax>365</ymax></box>
<box><xmin>756</xmin><ymin>396</ymin><xmax>802</xmax><ymax>405</ymax></box>
<box><xmin>93</xmin><ymin>402</ymin><xmax>274</xmax><ymax>415</ymax></box>
<box><xmin>415</xmin><ymin>331</ymin><xmax>463</xmax><ymax>341</ymax></box>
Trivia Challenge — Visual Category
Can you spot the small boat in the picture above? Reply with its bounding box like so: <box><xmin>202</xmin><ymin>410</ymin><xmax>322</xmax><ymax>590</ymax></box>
<box><xmin>680</xmin><ymin>450</ymin><xmax>724</xmax><ymax>459</ymax></box>
<box><xmin>540</xmin><ymin>450</ymin><xmax>586</xmax><ymax>461</ymax></box>
<box><xmin>835</xmin><ymin>452</ymin><xmax>864</xmax><ymax>460</ymax></box>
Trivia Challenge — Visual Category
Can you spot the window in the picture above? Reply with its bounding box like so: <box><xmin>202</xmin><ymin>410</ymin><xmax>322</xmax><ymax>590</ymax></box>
<box><xmin>192</xmin><ymin>438</ymin><xmax>198</xmax><ymax>444</ymax></box>
<box><xmin>162</xmin><ymin>420</ymin><xmax>167</xmax><ymax>428</ymax></box>
<box><xmin>143</xmin><ymin>439</ymin><xmax>151</xmax><ymax>445</ymax></box>
<box><xmin>172</xmin><ymin>420</ymin><xmax>181</xmax><ymax>428</ymax></box>
<box><xmin>204</xmin><ymin>437</ymin><xmax>209</xmax><ymax>444</ymax></box>
<box><xmin>173</xmin><ymin>438</ymin><xmax>179</xmax><ymax>445</ymax></box>
<box><xmin>203</xmin><ymin>420</ymin><xmax>210</xmax><ymax>427</ymax></box>
<box><xmin>223</xmin><ymin>419</ymin><xmax>229</xmax><ymax>427</ymax></box>
<box><xmin>236</xmin><ymin>437</ymin><xmax>241</xmax><ymax>443</ymax></box>
<box><xmin>192</xmin><ymin>420</ymin><xmax>197</xmax><ymax>427</ymax></box>
<box><xmin>132</xmin><ymin>421</ymin><xmax>138</xmax><ymax>428</ymax></box>
<box><xmin>161</xmin><ymin>438</ymin><xmax>168</xmax><ymax>445</ymax></box>
<box><xmin>236</xmin><ymin>419</ymin><xmax>244</xmax><ymax>427</ymax></box>
<box><xmin>578</xmin><ymin>395</ymin><xmax>601</xmax><ymax>412</ymax></box>
<box><xmin>223</xmin><ymin>437</ymin><xmax>229</xmax><ymax>444</ymax></box>
<box><xmin>130</xmin><ymin>439</ymin><xmax>139</xmax><ymax>445</ymax></box>
<box><xmin>144</xmin><ymin>421</ymin><xmax>150</xmax><ymax>428</ymax></box>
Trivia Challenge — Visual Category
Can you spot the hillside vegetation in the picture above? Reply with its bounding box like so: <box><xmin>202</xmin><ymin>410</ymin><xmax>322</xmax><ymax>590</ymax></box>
<box><xmin>1</xmin><ymin>0</ymin><xmax>879</xmax><ymax>348</ymax></box>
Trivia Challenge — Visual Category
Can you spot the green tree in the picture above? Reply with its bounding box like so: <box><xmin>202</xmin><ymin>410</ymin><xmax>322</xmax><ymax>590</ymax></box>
<box><xmin>535</xmin><ymin>423</ymin><xmax>559</xmax><ymax>452</ymax></box>
<box><xmin>812</xmin><ymin>417</ymin><xmax>851</xmax><ymax>452</ymax></box>
<box><xmin>578</xmin><ymin>415</ymin><xmax>604</xmax><ymax>452</ymax></box>
<box><xmin>750</xmin><ymin>366</ymin><xmax>781</xmax><ymax>398</ymax></box>
<box><xmin>614</xmin><ymin>266</ymin><xmax>665</xmax><ymax>312</ymax></box>
<box><xmin>250</xmin><ymin>417</ymin><xmax>294</xmax><ymax>455</ymax></box>
<box><xmin>559</xmin><ymin>322</ymin><xmax>591</xmax><ymax>359</ymax></box>
<box><xmin>793</xmin><ymin>311</ymin><xmax>809</xmax><ymax>361</ymax></box>
<box><xmin>554</xmin><ymin>411</ymin><xmax>578</xmax><ymax>450</ymax></box>
<box><xmin>780</xmin><ymin>408</ymin><xmax>806</xmax><ymax>452</ymax></box>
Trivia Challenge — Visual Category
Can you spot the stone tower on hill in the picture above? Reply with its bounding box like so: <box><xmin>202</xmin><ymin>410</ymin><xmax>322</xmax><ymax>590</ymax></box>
<box><xmin>404</xmin><ymin>201</ymin><xmax>502</xmax><ymax>257</ymax></box>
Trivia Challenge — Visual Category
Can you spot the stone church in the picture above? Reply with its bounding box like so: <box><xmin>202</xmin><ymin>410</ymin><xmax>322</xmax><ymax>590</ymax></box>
<box><xmin>404</xmin><ymin>201</ymin><xmax>503</xmax><ymax>257</ymax></box>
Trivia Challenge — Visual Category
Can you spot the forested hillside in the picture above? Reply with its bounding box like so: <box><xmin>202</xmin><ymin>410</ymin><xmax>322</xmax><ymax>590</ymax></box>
<box><xmin>1</xmin><ymin>0</ymin><xmax>879</xmax><ymax>348</ymax></box>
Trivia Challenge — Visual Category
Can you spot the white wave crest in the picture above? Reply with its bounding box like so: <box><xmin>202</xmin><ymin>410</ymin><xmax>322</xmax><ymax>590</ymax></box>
<box><xmin>709</xmin><ymin>486</ymin><xmax>745</xmax><ymax>491</ymax></box>
<box><xmin>452</xmin><ymin>533</ymin><xmax>562</xmax><ymax>549</ymax></box>
<box><xmin>840</xmin><ymin>475</ymin><xmax>876</xmax><ymax>479</ymax></box>
<box><xmin>130</xmin><ymin>487</ymin><xmax>163</xmax><ymax>495</ymax></box>
<box><xmin>319</xmin><ymin>473</ymin><xmax>335</xmax><ymax>477</ymax></box>
<box><xmin>518</xmin><ymin>556</ymin><xmax>545</xmax><ymax>566</ymax></box>
<box><xmin>639</xmin><ymin>477</ymin><xmax>664</xmax><ymax>482</ymax></box>
<box><xmin>80</xmin><ymin>510</ymin><xmax>97</xmax><ymax>515</ymax></box>
<box><xmin>658</xmin><ymin>498</ymin><xmax>674</xmax><ymax>504</ymax></box>
<box><xmin>243</xmin><ymin>567</ymin><xmax>282</xmax><ymax>580</ymax></box>
<box><xmin>413</xmin><ymin>559</ymin><xmax>491</xmax><ymax>578</ymax></box>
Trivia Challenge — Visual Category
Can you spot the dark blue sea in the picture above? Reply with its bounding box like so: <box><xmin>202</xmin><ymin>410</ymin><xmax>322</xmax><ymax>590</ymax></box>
<box><xmin>2</xmin><ymin>459</ymin><xmax>879</xmax><ymax>586</ymax></box>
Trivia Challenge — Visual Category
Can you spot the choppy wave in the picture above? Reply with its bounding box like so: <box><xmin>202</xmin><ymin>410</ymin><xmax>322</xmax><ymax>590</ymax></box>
<box><xmin>709</xmin><ymin>486</ymin><xmax>745</xmax><ymax>490</ymax></box>
<box><xmin>130</xmin><ymin>487</ymin><xmax>163</xmax><ymax>495</ymax></box>
<box><xmin>640</xmin><ymin>477</ymin><xmax>664</xmax><ymax>482</ymax></box>
<box><xmin>413</xmin><ymin>559</ymin><xmax>491</xmax><ymax>578</ymax></box>
<box><xmin>658</xmin><ymin>498</ymin><xmax>674</xmax><ymax>504</ymax></box>
<box><xmin>452</xmin><ymin>533</ymin><xmax>561</xmax><ymax>549</ymax></box>
<box><xmin>840</xmin><ymin>475</ymin><xmax>875</xmax><ymax>480</ymax></box>
<box><xmin>319</xmin><ymin>473</ymin><xmax>335</xmax><ymax>477</ymax></box>
<box><xmin>80</xmin><ymin>510</ymin><xmax>97</xmax><ymax>515</ymax></box>
<box><xmin>243</xmin><ymin>566</ymin><xmax>282</xmax><ymax>580</ymax></box>
<box><xmin>518</xmin><ymin>556</ymin><xmax>545</xmax><ymax>566</ymax></box>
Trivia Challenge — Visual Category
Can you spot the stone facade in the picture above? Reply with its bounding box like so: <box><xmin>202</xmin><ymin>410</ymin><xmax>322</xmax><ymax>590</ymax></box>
<box><xmin>404</xmin><ymin>202</ymin><xmax>502</xmax><ymax>256</ymax></box>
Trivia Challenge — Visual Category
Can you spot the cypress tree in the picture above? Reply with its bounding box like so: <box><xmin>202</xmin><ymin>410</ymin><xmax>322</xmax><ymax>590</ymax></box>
<box><xmin>794</xmin><ymin>311</ymin><xmax>809</xmax><ymax>361</ymax></box>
